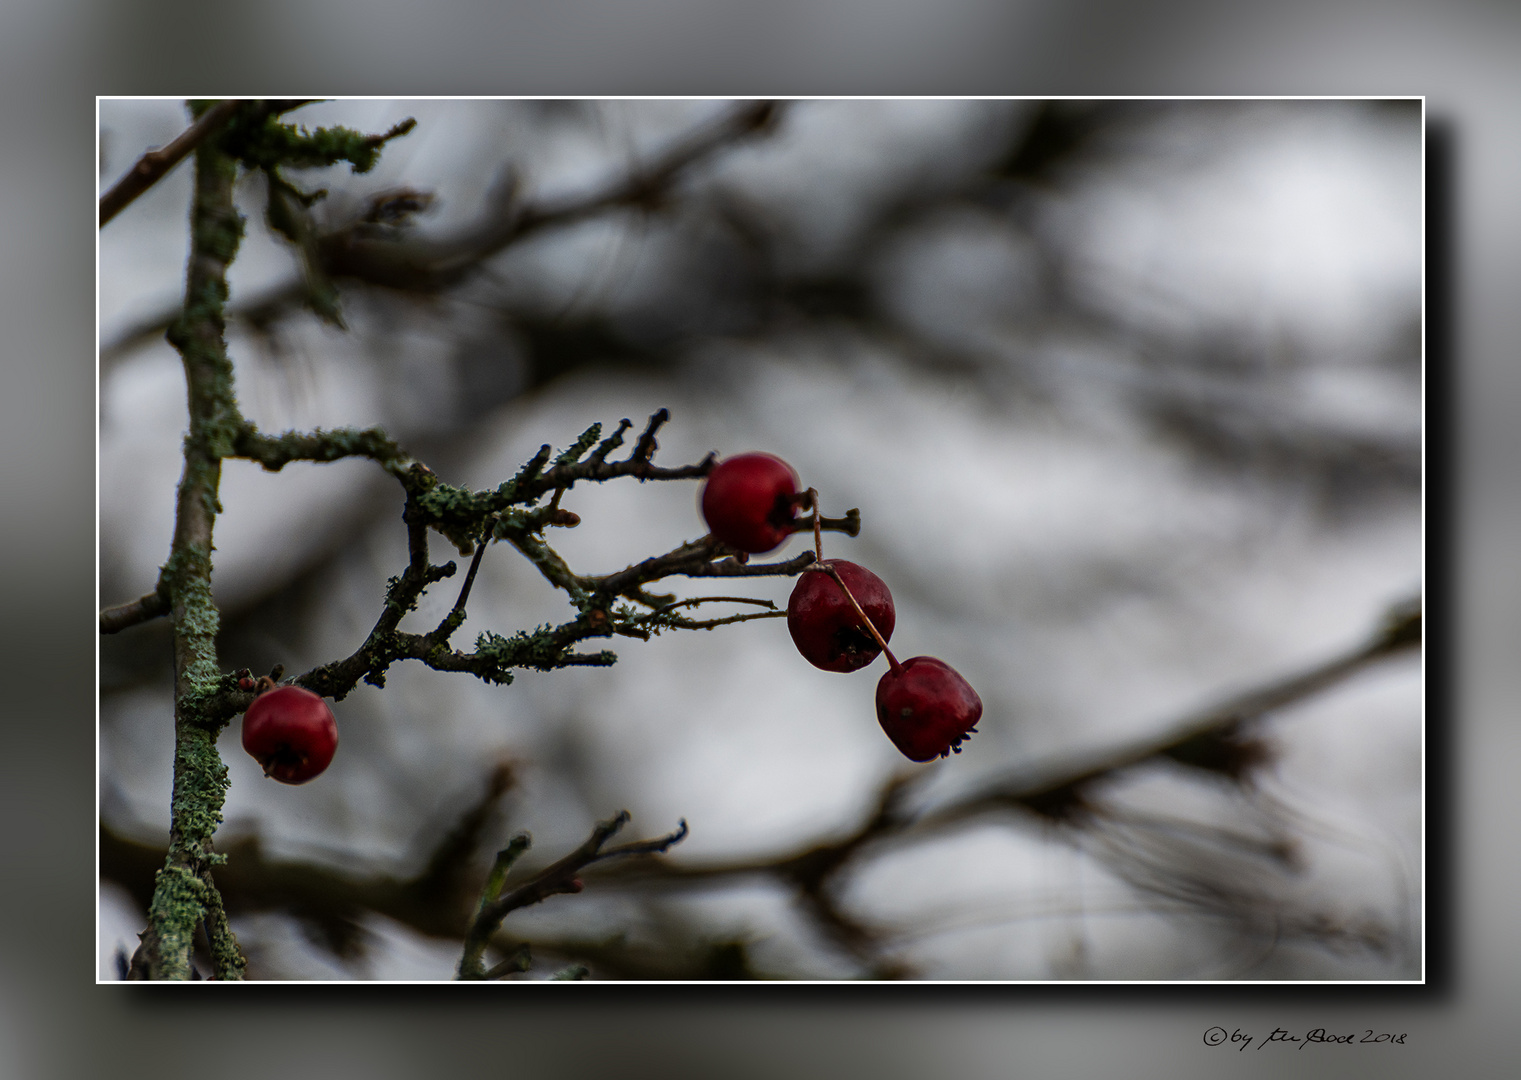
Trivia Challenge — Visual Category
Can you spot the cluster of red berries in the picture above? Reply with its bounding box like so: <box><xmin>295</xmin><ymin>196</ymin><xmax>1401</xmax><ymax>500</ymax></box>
<box><xmin>701</xmin><ymin>453</ymin><xmax>983</xmax><ymax>762</ymax></box>
<box><xmin>239</xmin><ymin>448</ymin><xmax>979</xmax><ymax>784</ymax></box>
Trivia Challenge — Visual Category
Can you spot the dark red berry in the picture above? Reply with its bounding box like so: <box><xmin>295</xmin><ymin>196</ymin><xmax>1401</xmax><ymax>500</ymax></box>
<box><xmin>787</xmin><ymin>560</ymin><xmax>896</xmax><ymax>672</ymax></box>
<box><xmin>875</xmin><ymin>657</ymin><xmax>982</xmax><ymax>762</ymax></box>
<box><xmin>700</xmin><ymin>452</ymin><xmax>800</xmax><ymax>554</ymax></box>
<box><xmin>241</xmin><ymin>685</ymin><xmax>338</xmax><ymax>784</ymax></box>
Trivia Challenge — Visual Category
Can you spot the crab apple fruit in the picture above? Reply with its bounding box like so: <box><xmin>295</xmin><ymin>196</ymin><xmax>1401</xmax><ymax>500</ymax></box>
<box><xmin>700</xmin><ymin>452</ymin><xmax>800</xmax><ymax>554</ymax></box>
<box><xmin>875</xmin><ymin>657</ymin><xmax>983</xmax><ymax>762</ymax></box>
<box><xmin>787</xmin><ymin>560</ymin><xmax>896</xmax><ymax>672</ymax></box>
<box><xmin>241</xmin><ymin>685</ymin><xmax>338</xmax><ymax>784</ymax></box>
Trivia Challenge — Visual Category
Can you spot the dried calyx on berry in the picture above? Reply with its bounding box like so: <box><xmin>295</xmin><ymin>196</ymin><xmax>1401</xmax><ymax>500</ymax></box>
<box><xmin>875</xmin><ymin>657</ymin><xmax>983</xmax><ymax>762</ymax></box>
<box><xmin>241</xmin><ymin>684</ymin><xmax>339</xmax><ymax>784</ymax></box>
<box><xmin>700</xmin><ymin>452</ymin><xmax>800</xmax><ymax>554</ymax></box>
<box><xmin>787</xmin><ymin>559</ymin><xmax>896</xmax><ymax>672</ymax></box>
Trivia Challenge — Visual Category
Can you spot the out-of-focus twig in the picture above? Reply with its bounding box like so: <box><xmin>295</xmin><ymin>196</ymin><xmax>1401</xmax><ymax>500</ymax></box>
<box><xmin>101</xmin><ymin>599</ymin><xmax>1418</xmax><ymax>978</ymax></box>
<box><xmin>458</xmin><ymin>812</ymin><xmax>688</xmax><ymax>979</ymax></box>
<box><xmin>588</xmin><ymin>597</ymin><xmax>1421</xmax><ymax>919</ymax></box>
<box><xmin>99</xmin><ymin>101</ymin><xmax>786</xmax><ymax>363</ymax></box>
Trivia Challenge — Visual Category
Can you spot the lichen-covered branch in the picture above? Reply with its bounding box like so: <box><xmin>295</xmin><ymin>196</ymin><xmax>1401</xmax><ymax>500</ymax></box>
<box><xmin>119</xmin><ymin>101</ymin><xmax>422</xmax><ymax>980</ymax></box>
<box><xmin>128</xmin><ymin>111</ymin><xmax>249</xmax><ymax>980</ymax></box>
<box><xmin>231</xmin><ymin>423</ymin><xmax>414</xmax><ymax>478</ymax></box>
<box><xmin>278</xmin><ymin>408</ymin><xmax>858</xmax><ymax>701</ymax></box>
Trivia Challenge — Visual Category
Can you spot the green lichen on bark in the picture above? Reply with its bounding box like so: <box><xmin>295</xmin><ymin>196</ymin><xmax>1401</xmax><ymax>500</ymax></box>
<box><xmin>236</xmin><ymin>424</ymin><xmax>412</xmax><ymax>474</ymax></box>
<box><xmin>125</xmin><ymin>99</ymin><xmax>427</xmax><ymax>980</ymax></box>
<box><xmin>230</xmin><ymin>116</ymin><xmax>416</xmax><ymax>174</ymax></box>
<box><xmin>414</xmin><ymin>481</ymin><xmax>493</xmax><ymax>552</ymax></box>
<box><xmin>493</xmin><ymin>519</ymin><xmax>590</xmax><ymax>604</ymax></box>
<box><xmin>554</xmin><ymin>423</ymin><xmax>603</xmax><ymax>467</ymax></box>
<box><xmin>144</xmin><ymin>866</ymin><xmax>209</xmax><ymax>981</ymax></box>
<box><xmin>169</xmin><ymin>724</ymin><xmax>232</xmax><ymax>843</ymax></box>
<box><xmin>199</xmin><ymin>879</ymin><xmax>247</xmax><ymax>980</ymax></box>
<box><xmin>161</xmin><ymin>543</ymin><xmax>222</xmax><ymax>691</ymax></box>
<box><xmin>134</xmin><ymin>109</ymin><xmax>250</xmax><ymax>979</ymax></box>
<box><xmin>472</xmin><ymin>623</ymin><xmax>620</xmax><ymax>678</ymax></box>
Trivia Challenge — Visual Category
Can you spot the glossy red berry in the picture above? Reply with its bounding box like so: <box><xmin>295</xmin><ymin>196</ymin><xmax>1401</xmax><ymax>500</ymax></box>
<box><xmin>241</xmin><ymin>685</ymin><xmax>338</xmax><ymax>784</ymax></box>
<box><xmin>875</xmin><ymin>657</ymin><xmax>982</xmax><ymax>762</ymax></box>
<box><xmin>700</xmin><ymin>452</ymin><xmax>800</xmax><ymax>554</ymax></box>
<box><xmin>787</xmin><ymin>560</ymin><xmax>896</xmax><ymax>672</ymax></box>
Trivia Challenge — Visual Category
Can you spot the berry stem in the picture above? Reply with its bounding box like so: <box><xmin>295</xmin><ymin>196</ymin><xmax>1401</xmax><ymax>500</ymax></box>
<box><xmin>808</xmin><ymin>487</ymin><xmax>824</xmax><ymax>562</ymax></box>
<box><xmin>809</xmin><ymin>505</ymin><xmax>900</xmax><ymax>669</ymax></box>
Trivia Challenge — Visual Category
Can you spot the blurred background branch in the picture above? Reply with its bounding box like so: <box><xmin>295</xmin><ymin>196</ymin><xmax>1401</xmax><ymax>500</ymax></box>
<box><xmin>100</xmin><ymin>594</ymin><xmax>1418</xmax><ymax>978</ymax></box>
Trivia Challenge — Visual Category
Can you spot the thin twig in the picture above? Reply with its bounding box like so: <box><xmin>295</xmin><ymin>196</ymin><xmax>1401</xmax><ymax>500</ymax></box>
<box><xmin>100</xmin><ymin>100</ymin><xmax>244</xmax><ymax>226</ymax></box>
<box><xmin>458</xmin><ymin>812</ymin><xmax>688</xmax><ymax>979</ymax></box>
<box><xmin>99</xmin><ymin>99</ymin><xmax>317</xmax><ymax>227</ymax></box>
<box><xmin>592</xmin><ymin>597</ymin><xmax>1422</xmax><ymax>887</ymax></box>
<box><xmin>435</xmin><ymin>518</ymin><xmax>496</xmax><ymax>641</ymax></box>
<box><xmin>101</xmin><ymin>103</ymin><xmax>787</xmax><ymax>363</ymax></box>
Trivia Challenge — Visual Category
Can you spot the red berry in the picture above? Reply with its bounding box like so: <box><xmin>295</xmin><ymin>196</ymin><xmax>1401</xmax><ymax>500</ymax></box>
<box><xmin>875</xmin><ymin>657</ymin><xmax>982</xmax><ymax>762</ymax></box>
<box><xmin>241</xmin><ymin>685</ymin><xmax>338</xmax><ymax>784</ymax></box>
<box><xmin>787</xmin><ymin>560</ymin><xmax>896</xmax><ymax>672</ymax></box>
<box><xmin>700</xmin><ymin>453</ymin><xmax>800</xmax><ymax>554</ymax></box>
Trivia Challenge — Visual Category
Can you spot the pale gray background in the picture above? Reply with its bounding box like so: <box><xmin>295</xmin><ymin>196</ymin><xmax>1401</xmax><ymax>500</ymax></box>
<box><xmin>3</xmin><ymin>0</ymin><xmax>1514</xmax><ymax>1076</ymax></box>
<box><xmin>96</xmin><ymin>96</ymin><xmax>1423</xmax><ymax>984</ymax></box>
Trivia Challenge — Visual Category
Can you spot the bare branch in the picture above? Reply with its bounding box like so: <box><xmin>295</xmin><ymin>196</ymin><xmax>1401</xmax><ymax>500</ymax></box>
<box><xmin>458</xmin><ymin>813</ymin><xmax>688</xmax><ymax>979</ymax></box>
<box><xmin>433</xmin><ymin>520</ymin><xmax>496</xmax><ymax>643</ymax></box>
<box><xmin>100</xmin><ymin>100</ymin><xmax>244</xmax><ymax>227</ymax></box>
<box><xmin>318</xmin><ymin>102</ymin><xmax>784</xmax><ymax>293</ymax></box>
<box><xmin>105</xmin><ymin>595</ymin><xmax>1418</xmax><ymax>979</ymax></box>
<box><xmin>589</xmin><ymin>597</ymin><xmax>1422</xmax><ymax>901</ymax></box>
<box><xmin>99</xmin><ymin>588</ymin><xmax>170</xmax><ymax>634</ymax></box>
<box><xmin>924</xmin><ymin>595</ymin><xmax>1422</xmax><ymax>830</ymax></box>
<box><xmin>103</xmin><ymin>761</ymin><xmax>523</xmax><ymax>959</ymax></box>
<box><xmin>99</xmin><ymin>99</ymin><xmax>316</xmax><ymax>227</ymax></box>
<box><xmin>100</xmin><ymin>103</ymin><xmax>787</xmax><ymax>365</ymax></box>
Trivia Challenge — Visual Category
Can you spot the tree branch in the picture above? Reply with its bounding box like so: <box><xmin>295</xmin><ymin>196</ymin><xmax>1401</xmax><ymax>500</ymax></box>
<box><xmin>318</xmin><ymin>101</ymin><xmax>784</xmax><ymax>293</ymax></box>
<box><xmin>100</xmin><ymin>100</ymin><xmax>244</xmax><ymax>227</ymax></box>
<box><xmin>100</xmin><ymin>103</ymin><xmax>787</xmax><ymax>365</ymax></box>
<box><xmin>129</xmin><ymin>122</ymin><xmax>249</xmax><ymax>981</ymax></box>
<box><xmin>458</xmin><ymin>812</ymin><xmax>688</xmax><ymax>979</ymax></box>
<box><xmin>586</xmin><ymin>597</ymin><xmax>1422</xmax><ymax>930</ymax></box>
<box><xmin>100</xmin><ymin>587</ymin><xmax>171</xmax><ymax>634</ymax></box>
<box><xmin>104</xmin><ymin>597</ymin><xmax>1418</xmax><ymax>978</ymax></box>
<box><xmin>99</xmin><ymin>99</ymin><xmax>315</xmax><ymax>227</ymax></box>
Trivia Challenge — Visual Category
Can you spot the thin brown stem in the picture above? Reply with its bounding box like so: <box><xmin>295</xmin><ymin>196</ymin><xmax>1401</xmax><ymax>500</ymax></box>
<box><xmin>443</xmin><ymin>520</ymin><xmax>494</xmax><ymax>627</ymax></box>
<box><xmin>100</xmin><ymin>100</ymin><xmax>244</xmax><ymax>226</ymax></box>
<box><xmin>816</xmin><ymin>562</ymin><xmax>900</xmax><ymax>673</ymax></box>
<box><xmin>808</xmin><ymin>487</ymin><xmax>824</xmax><ymax>561</ymax></box>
